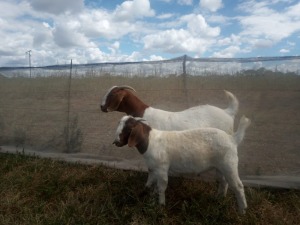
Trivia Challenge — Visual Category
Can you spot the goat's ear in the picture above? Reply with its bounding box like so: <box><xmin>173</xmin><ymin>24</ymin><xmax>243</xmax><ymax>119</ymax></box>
<box><xmin>128</xmin><ymin>123</ymin><xmax>143</xmax><ymax>147</ymax></box>
<box><xmin>108</xmin><ymin>91</ymin><xmax>125</xmax><ymax>111</ymax></box>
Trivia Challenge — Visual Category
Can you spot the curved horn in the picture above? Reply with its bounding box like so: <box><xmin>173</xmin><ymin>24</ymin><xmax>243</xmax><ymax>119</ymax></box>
<box><xmin>118</xmin><ymin>85</ymin><xmax>136</xmax><ymax>92</ymax></box>
<box><xmin>135</xmin><ymin>117</ymin><xmax>146</xmax><ymax>122</ymax></box>
<box><xmin>135</xmin><ymin>117</ymin><xmax>148</xmax><ymax>125</ymax></box>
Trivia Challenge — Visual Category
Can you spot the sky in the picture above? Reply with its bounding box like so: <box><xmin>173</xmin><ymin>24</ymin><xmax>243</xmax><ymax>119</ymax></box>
<box><xmin>1</xmin><ymin>0</ymin><xmax>300</xmax><ymax>67</ymax></box>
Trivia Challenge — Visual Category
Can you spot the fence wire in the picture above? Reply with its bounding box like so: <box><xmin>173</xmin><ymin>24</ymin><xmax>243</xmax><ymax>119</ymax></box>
<box><xmin>0</xmin><ymin>55</ymin><xmax>299</xmax><ymax>189</ymax></box>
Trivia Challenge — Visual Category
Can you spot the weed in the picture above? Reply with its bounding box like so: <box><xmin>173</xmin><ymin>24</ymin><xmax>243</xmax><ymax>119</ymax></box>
<box><xmin>63</xmin><ymin>115</ymin><xmax>84</xmax><ymax>153</ymax></box>
<box><xmin>0</xmin><ymin>115</ymin><xmax>4</xmax><ymax>144</ymax></box>
<box><xmin>13</xmin><ymin>127</ymin><xmax>27</xmax><ymax>151</ymax></box>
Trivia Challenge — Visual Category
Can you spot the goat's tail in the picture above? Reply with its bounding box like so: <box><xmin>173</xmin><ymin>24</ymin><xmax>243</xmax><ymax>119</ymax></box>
<box><xmin>233</xmin><ymin>115</ymin><xmax>251</xmax><ymax>146</ymax></box>
<box><xmin>224</xmin><ymin>90</ymin><xmax>239</xmax><ymax>118</ymax></box>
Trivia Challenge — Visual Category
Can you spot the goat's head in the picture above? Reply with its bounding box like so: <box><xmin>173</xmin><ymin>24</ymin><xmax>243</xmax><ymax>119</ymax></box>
<box><xmin>100</xmin><ymin>85</ymin><xmax>136</xmax><ymax>113</ymax></box>
<box><xmin>113</xmin><ymin>116</ymin><xmax>150</xmax><ymax>154</ymax></box>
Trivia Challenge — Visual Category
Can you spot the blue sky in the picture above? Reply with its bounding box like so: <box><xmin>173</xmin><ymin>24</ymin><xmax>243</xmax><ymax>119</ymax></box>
<box><xmin>0</xmin><ymin>0</ymin><xmax>300</xmax><ymax>66</ymax></box>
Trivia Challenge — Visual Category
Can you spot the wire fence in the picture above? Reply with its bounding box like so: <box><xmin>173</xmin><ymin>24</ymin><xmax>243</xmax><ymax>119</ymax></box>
<box><xmin>0</xmin><ymin>55</ymin><xmax>300</xmax><ymax>188</ymax></box>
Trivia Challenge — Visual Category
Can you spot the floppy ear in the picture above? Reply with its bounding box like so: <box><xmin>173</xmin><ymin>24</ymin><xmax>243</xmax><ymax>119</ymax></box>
<box><xmin>107</xmin><ymin>91</ymin><xmax>125</xmax><ymax>111</ymax></box>
<box><xmin>128</xmin><ymin>123</ymin><xmax>144</xmax><ymax>147</ymax></box>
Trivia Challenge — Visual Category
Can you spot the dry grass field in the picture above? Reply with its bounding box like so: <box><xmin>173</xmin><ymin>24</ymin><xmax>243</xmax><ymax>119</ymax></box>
<box><xmin>0</xmin><ymin>74</ymin><xmax>300</xmax><ymax>178</ymax></box>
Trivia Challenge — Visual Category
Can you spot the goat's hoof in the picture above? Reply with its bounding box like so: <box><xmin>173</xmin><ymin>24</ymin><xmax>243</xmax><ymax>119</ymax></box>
<box><xmin>239</xmin><ymin>209</ymin><xmax>246</xmax><ymax>215</ymax></box>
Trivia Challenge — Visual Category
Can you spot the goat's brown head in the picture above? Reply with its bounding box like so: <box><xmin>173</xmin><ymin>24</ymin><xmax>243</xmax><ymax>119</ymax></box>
<box><xmin>100</xmin><ymin>86</ymin><xmax>136</xmax><ymax>113</ymax></box>
<box><xmin>113</xmin><ymin>116</ymin><xmax>151</xmax><ymax>154</ymax></box>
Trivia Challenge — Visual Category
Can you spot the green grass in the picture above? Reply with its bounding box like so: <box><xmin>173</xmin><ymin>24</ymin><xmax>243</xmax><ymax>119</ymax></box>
<box><xmin>0</xmin><ymin>153</ymin><xmax>299</xmax><ymax>225</ymax></box>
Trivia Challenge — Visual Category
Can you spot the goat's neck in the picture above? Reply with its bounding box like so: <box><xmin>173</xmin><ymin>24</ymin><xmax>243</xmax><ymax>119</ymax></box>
<box><xmin>136</xmin><ymin>137</ymin><xmax>149</xmax><ymax>154</ymax></box>
<box><xmin>119</xmin><ymin>94</ymin><xmax>149</xmax><ymax>117</ymax></box>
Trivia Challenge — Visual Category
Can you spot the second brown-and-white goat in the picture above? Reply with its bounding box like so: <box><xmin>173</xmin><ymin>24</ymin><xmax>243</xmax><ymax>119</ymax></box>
<box><xmin>113</xmin><ymin>115</ymin><xmax>251</xmax><ymax>214</ymax></box>
<box><xmin>101</xmin><ymin>86</ymin><xmax>239</xmax><ymax>134</ymax></box>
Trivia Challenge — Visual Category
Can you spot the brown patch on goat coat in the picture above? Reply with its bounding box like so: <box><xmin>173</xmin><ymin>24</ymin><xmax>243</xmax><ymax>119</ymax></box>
<box><xmin>117</xmin><ymin>117</ymin><xmax>151</xmax><ymax>154</ymax></box>
<box><xmin>101</xmin><ymin>86</ymin><xmax>149</xmax><ymax>117</ymax></box>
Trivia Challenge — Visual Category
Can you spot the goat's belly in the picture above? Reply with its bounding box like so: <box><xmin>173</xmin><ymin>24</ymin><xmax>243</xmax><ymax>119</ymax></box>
<box><xmin>168</xmin><ymin>160</ymin><xmax>212</xmax><ymax>175</ymax></box>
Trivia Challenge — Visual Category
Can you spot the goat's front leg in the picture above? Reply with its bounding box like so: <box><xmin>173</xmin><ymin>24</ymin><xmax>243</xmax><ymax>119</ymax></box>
<box><xmin>156</xmin><ymin>170</ymin><xmax>168</xmax><ymax>205</ymax></box>
<box><xmin>145</xmin><ymin>169</ymin><xmax>156</xmax><ymax>188</ymax></box>
<box><xmin>140</xmin><ymin>169</ymin><xmax>157</xmax><ymax>198</ymax></box>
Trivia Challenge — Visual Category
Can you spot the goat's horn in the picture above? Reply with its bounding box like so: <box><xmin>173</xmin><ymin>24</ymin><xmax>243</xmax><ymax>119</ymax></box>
<box><xmin>135</xmin><ymin>117</ymin><xmax>146</xmax><ymax>122</ymax></box>
<box><xmin>135</xmin><ymin>117</ymin><xmax>148</xmax><ymax>124</ymax></box>
<box><xmin>118</xmin><ymin>85</ymin><xmax>136</xmax><ymax>92</ymax></box>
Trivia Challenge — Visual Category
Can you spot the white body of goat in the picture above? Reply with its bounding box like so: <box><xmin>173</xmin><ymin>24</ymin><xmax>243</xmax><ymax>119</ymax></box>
<box><xmin>143</xmin><ymin>104</ymin><xmax>235</xmax><ymax>132</ymax></box>
<box><xmin>113</xmin><ymin>116</ymin><xmax>251</xmax><ymax>214</ymax></box>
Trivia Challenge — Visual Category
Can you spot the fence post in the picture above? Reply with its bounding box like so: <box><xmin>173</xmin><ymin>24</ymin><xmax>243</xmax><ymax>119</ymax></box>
<box><xmin>66</xmin><ymin>59</ymin><xmax>72</xmax><ymax>153</ymax></box>
<box><xmin>182</xmin><ymin>55</ymin><xmax>189</xmax><ymax>107</ymax></box>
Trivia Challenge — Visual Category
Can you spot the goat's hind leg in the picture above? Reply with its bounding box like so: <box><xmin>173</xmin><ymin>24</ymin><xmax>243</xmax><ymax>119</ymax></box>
<box><xmin>223</xmin><ymin>167</ymin><xmax>247</xmax><ymax>214</ymax></box>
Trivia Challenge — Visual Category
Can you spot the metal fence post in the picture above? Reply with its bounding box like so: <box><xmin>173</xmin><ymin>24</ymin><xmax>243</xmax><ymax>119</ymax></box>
<box><xmin>66</xmin><ymin>59</ymin><xmax>72</xmax><ymax>153</ymax></box>
<box><xmin>182</xmin><ymin>55</ymin><xmax>189</xmax><ymax>107</ymax></box>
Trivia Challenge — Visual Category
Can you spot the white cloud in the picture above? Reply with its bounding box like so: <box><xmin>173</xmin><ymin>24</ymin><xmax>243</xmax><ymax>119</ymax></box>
<box><xmin>143</xmin><ymin>13</ymin><xmax>220</xmax><ymax>55</ymax></box>
<box><xmin>213</xmin><ymin>46</ymin><xmax>241</xmax><ymax>58</ymax></box>
<box><xmin>33</xmin><ymin>29</ymin><xmax>53</xmax><ymax>48</ymax></box>
<box><xmin>144</xmin><ymin>29</ymin><xmax>208</xmax><ymax>54</ymax></box>
<box><xmin>52</xmin><ymin>21</ymin><xmax>94</xmax><ymax>48</ymax></box>
<box><xmin>0</xmin><ymin>0</ymin><xmax>153</xmax><ymax>66</ymax></box>
<box><xmin>251</xmin><ymin>39</ymin><xmax>274</xmax><ymax>49</ymax></box>
<box><xmin>200</xmin><ymin>0</ymin><xmax>223</xmax><ymax>12</ymax></box>
<box><xmin>148</xmin><ymin>55</ymin><xmax>165</xmax><ymax>61</ymax></box>
<box><xmin>286</xmin><ymin>1</ymin><xmax>300</xmax><ymax>19</ymax></box>
<box><xmin>217</xmin><ymin>34</ymin><xmax>242</xmax><ymax>47</ymax></box>
<box><xmin>1</xmin><ymin>0</ymin><xmax>299</xmax><ymax>67</ymax></box>
<box><xmin>237</xmin><ymin>0</ymin><xmax>300</xmax><ymax>48</ymax></box>
<box><xmin>0</xmin><ymin>0</ymin><xmax>31</xmax><ymax>18</ymax></box>
<box><xmin>178</xmin><ymin>0</ymin><xmax>193</xmax><ymax>6</ymax></box>
<box><xmin>207</xmin><ymin>14</ymin><xmax>230</xmax><ymax>24</ymax></box>
<box><xmin>280</xmin><ymin>48</ymin><xmax>290</xmax><ymax>53</ymax></box>
<box><xmin>78</xmin><ymin>10</ymin><xmax>138</xmax><ymax>39</ymax></box>
<box><xmin>287</xmin><ymin>41</ymin><xmax>295</xmax><ymax>46</ymax></box>
<box><xmin>28</xmin><ymin>0</ymin><xmax>84</xmax><ymax>15</ymax></box>
<box><xmin>114</xmin><ymin>0</ymin><xmax>155</xmax><ymax>21</ymax></box>
<box><xmin>109</xmin><ymin>41</ymin><xmax>120</xmax><ymax>54</ymax></box>
<box><xmin>238</xmin><ymin>14</ymin><xmax>299</xmax><ymax>42</ymax></box>
<box><xmin>157</xmin><ymin>13</ymin><xmax>175</xmax><ymax>19</ymax></box>
<box><xmin>181</xmin><ymin>14</ymin><xmax>220</xmax><ymax>37</ymax></box>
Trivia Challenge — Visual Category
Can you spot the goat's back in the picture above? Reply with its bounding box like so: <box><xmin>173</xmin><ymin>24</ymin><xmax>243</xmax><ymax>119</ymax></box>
<box><xmin>143</xmin><ymin>105</ymin><xmax>234</xmax><ymax>133</ymax></box>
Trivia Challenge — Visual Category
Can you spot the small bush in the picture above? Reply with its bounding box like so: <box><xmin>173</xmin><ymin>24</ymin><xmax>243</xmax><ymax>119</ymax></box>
<box><xmin>63</xmin><ymin>115</ymin><xmax>83</xmax><ymax>153</ymax></box>
<box><xmin>0</xmin><ymin>115</ymin><xmax>4</xmax><ymax>144</ymax></box>
<box><xmin>13</xmin><ymin>127</ymin><xmax>27</xmax><ymax>150</ymax></box>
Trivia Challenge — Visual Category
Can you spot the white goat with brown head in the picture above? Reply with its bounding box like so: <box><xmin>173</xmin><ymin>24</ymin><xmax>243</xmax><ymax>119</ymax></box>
<box><xmin>101</xmin><ymin>86</ymin><xmax>239</xmax><ymax>133</ymax></box>
<box><xmin>113</xmin><ymin>115</ymin><xmax>251</xmax><ymax>214</ymax></box>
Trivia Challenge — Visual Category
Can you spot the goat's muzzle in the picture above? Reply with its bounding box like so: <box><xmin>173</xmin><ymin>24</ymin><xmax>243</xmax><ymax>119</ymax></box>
<box><xmin>100</xmin><ymin>105</ymin><xmax>108</xmax><ymax>112</ymax></box>
<box><xmin>112</xmin><ymin>140</ymin><xmax>122</xmax><ymax>147</ymax></box>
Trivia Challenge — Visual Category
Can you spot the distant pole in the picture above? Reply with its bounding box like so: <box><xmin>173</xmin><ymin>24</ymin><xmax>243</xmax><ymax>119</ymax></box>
<box><xmin>25</xmin><ymin>50</ymin><xmax>32</xmax><ymax>78</ymax></box>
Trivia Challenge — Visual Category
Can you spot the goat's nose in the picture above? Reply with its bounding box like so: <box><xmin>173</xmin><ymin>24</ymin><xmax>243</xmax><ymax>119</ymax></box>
<box><xmin>112</xmin><ymin>140</ymin><xmax>119</xmax><ymax>145</ymax></box>
<box><xmin>100</xmin><ymin>105</ymin><xmax>108</xmax><ymax>112</ymax></box>
<box><xmin>113</xmin><ymin>140</ymin><xmax>122</xmax><ymax>147</ymax></box>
